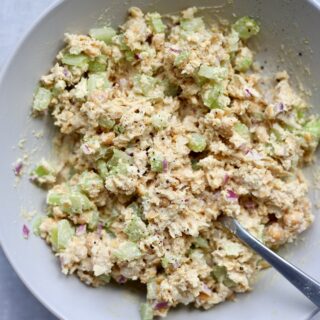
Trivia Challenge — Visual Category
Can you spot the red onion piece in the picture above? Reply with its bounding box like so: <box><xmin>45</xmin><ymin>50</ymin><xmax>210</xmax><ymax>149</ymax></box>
<box><xmin>222</xmin><ymin>174</ymin><xmax>229</xmax><ymax>186</ymax></box>
<box><xmin>135</xmin><ymin>53</ymin><xmax>142</xmax><ymax>60</ymax></box>
<box><xmin>63</xmin><ymin>69</ymin><xmax>69</xmax><ymax>77</ymax></box>
<box><xmin>97</xmin><ymin>223</ymin><xmax>103</xmax><ymax>237</ymax></box>
<box><xmin>13</xmin><ymin>160</ymin><xmax>23</xmax><ymax>176</ymax></box>
<box><xmin>169</xmin><ymin>47</ymin><xmax>181</xmax><ymax>54</ymax></box>
<box><xmin>22</xmin><ymin>224</ymin><xmax>30</xmax><ymax>239</ymax></box>
<box><xmin>245</xmin><ymin>88</ymin><xmax>252</xmax><ymax>97</ymax></box>
<box><xmin>244</xmin><ymin>201</ymin><xmax>257</xmax><ymax>209</ymax></box>
<box><xmin>227</xmin><ymin>189</ymin><xmax>238</xmax><ymax>200</ymax></box>
<box><xmin>117</xmin><ymin>275</ymin><xmax>127</xmax><ymax>284</ymax></box>
<box><xmin>154</xmin><ymin>301</ymin><xmax>169</xmax><ymax>310</ymax></box>
<box><xmin>162</xmin><ymin>159</ymin><xmax>168</xmax><ymax>172</ymax></box>
<box><xmin>81</xmin><ymin>143</ymin><xmax>91</xmax><ymax>155</ymax></box>
<box><xmin>76</xmin><ymin>225</ymin><xmax>86</xmax><ymax>236</ymax></box>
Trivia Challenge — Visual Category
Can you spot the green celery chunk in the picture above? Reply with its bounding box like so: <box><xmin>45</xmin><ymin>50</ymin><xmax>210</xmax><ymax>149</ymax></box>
<box><xmin>232</xmin><ymin>16</ymin><xmax>260</xmax><ymax>40</ymax></box>
<box><xmin>151</xmin><ymin>112</ymin><xmax>169</xmax><ymax>130</ymax></box>
<box><xmin>89</xmin><ymin>26</ymin><xmax>116</xmax><ymax>44</ymax></box>
<box><xmin>50</xmin><ymin>219</ymin><xmax>75</xmax><ymax>251</ymax></box>
<box><xmin>98</xmin><ymin>117</ymin><xmax>115</xmax><ymax>130</ymax></box>
<box><xmin>30</xmin><ymin>160</ymin><xmax>56</xmax><ymax>185</ymax></box>
<box><xmin>88</xmin><ymin>55</ymin><xmax>108</xmax><ymax>73</ymax></box>
<box><xmin>88</xmin><ymin>211</ymin><xmax>100</xmax><ymax>230</ymax></box>
<box><xmin>98</xmin><ymin>274</ymin><xmax>111</xmax><ymax>283</ymax></box>
<box><xmin>62</xmin><ymin>53</ymin><xmax>89</xmax><ymax>67</ymax></box>
<box><xmin>32</xmin><ymin>216</ymin><xmax>45</xmax><ymax>236</ymax></box>
<box><xmin>304</xmin><ymin>119</ymin><xmax>320</xmax><ymax>139</ymax></box>
<box><xmin>96</xmin><ymin>159</ymin><xmax>109</xmax><ymax>178</ymax></box>
<box><xmin>88</xmin><ymin>72</ymin><xmax>110</xmax><ymax>93</ymax></box>
<box><xmin>79</xmin><ymin>171</ymin><xmax>104</xmax><ymax>196</ymax></box>
<box><xmin>113</xmin><ymin>241</ymin><xmax>142</xmax><ymax>261</ymax></box>
<box><xmin>149</xmin><ymin>153</ymin><xmax>164</xmax><ymax>173</ymax></box>
<box><xmin>124</xmin><ymin>215</ymin><xmax>147</xmax><ymax>242</ymax></box>
<box><xmin>133</xmin><ymin>74</ymin><xmax>157</xmax><ymax>96</ymax></box>
<box><xmin>128</xmin><ymin>202</ymin><xmax>143</xmax><ymax>218</ymax></box>
<box><xmin>113</xmin><ymin>124</ymin><xmax>125</xmax><ymax>135</ymax></box>
<box><xmin>174</xmin><ymin>51</ymin><xmax>189</xmax><ymax>66</ymax></box>
<box><xmin>234</xmin><ymin>123</ymin><xmax>251</xmax><ymax>140</ymax></box>
<box><xmin>188</xmin><ymin>133</ymin><xmax>207</xmax><ymax>152</ymax></box>
<box><xmin>201</xmin><ymin>85</ymin><xmax>230</xmax><ymax>109</ymax></box>
<box><xmin>198</xmin><ymin>65</ymin><xmax>228</xmax><ymax>82</ymax></box>
<box><xmin>180</xmin><ymin>17</ymin><xmax>205</xmax><ymax>32</ymax></box>
<box><xmin>146</xmin><ymin>12</ymin><xmax>166</xmax><ymax>33</ymax></box>
<box><xmin>33</xmin><ymin>87</ymin><xmax>52</xmax><ymax>112</ymax></box>
<box><xmin>193</xmin><ymin>236</ymin><xmax>209</xmax><ymax>249</ymax></box>
<box><xmin>73</xmin><ymin>78</ymin><xmax>88</xmax><ymax>100</ymax></box>
<box><xmin>140</xmin><ymin>303</ymin><xmax>154</xmax><ymax>320</ymax></box>
<box><xmin>107</xmin><ymin>149</ymin><xmax>132</xmax><ymax>169</ymax></box>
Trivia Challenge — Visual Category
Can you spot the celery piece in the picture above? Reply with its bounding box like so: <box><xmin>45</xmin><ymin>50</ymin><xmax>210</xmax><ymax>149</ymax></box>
<box><xmin>133</xmin><ymin>74</ymin><xmax>157</xmax><ymax>96</ymax></box>
<box><xmin>304</xmin><ymin>119</ymin><xmax>320</xmax><ymax>139</ymax></box>
<box><xmin>62</xmin><ymin>53</ymin><xmax>89</xmax><ymax>67</ymax></box>
<box><xmin>96</xmin><ymin>159</ymin><xmax>109</xmax><ymax>178</ymax></box>
<box><xmin>198</xmin><ymin>65</ymin><xmax>228</xmax><ymax>82</ymax></box>
<box><xmin>33</xmin><ymin>87</ymin><xmax>52</xmax><ymax>112</ymax></box>
<box><xmin>174</xmin><ymin>51</ymin><xmax>189</xmax><ymax>66</ymax></box>
<box><xmin>147</xmin><ymin>12</ymin><xmax>166</xmax><ymax>33</ymax></box>
<box><xmin>88</xmin><ymin>55</ymin><xmax>108</xmax><ymax>73</ymax></box>
<box><xmin>234</xmin><ymin>47</ymin><xmax>253</xmax><ymax>72</ymax></box>
<box><xmin>163</xmin><ymin>81</ymin><xmax>180</xmax><ymax>97</ymax></box>
<box><xmin>193</xmin><ymin>236</ymin><xmax>209</xmax><ymax>249</ymax></box>
<box><xmin>232</xmin><ymin>16</ymin><xmax>260</xmax><ymax>40</ymax></box>
<box><xmin>88</xmin><ymin>211</ymin><xmax>100</xmax><ymax>230</ymax></box>
<box><xmin>52</xmin><ymin>80</ymin><xmax>67</xmax><ymax>96</ymax></box>
<box><xmin>32</xmin><ymin>216</ymin><xmax>45</xmax><ymax>236</ymax></box>
<box><xmin>89</xmin><ymin>26</ymin><xmax>116</xmax><ymax>44</ymax></box>
<box><xmin>140</xmin><ymin>303</ymin><xmax>154</xmax><ymax>320</ymax></box>
<box><xmin>124</xmin><ymin>50</ymin><xmax>135</xmax><ymax>62</ymax></box>
<box><xmin>98</xmin><ymin>117</ymin><xmax>115</xmax><ymax>130</ymax></box>
<box><xmin>223</xmin><ymin>277</ymin><xmax>236</xmax><ymax>288</ymax></box>
<box><xmin>113</xmin><ymin>124</ymin><xmax>125</xmax><ymax>135</ymax></box>
<box><xmin>180</xmin><ymin>17</ymin><xmax>205</xmax><ymax>32</ymax></box>
<box><xmin>50</xmin><ymin>219</ymin><xmax>75</xmax><ymax>251</ymax></box>
<box><xmin>151</xmin><ymin>112</ymin><xmax>169</xmax><ymax>130</ymax></box>
<box><xmin>98</xmin><ymin>274</ymin><xmax>111</xmax><ymax>283</ymax></box>
<box><xmin>201</xmin><ymin>85</ymin><xmax>230</xmax><ymax>109</ymax></box>
<box><xmin>73</xmin><ymin>78</ymin><xmax>88</xmax><ymax>100</ymax></box>
<box><xmin>227</xmin><ymin>29</ymin><xmax>240</xmax><ymax>53</ymax></box>
<box><xmin>124</xmin><ymin>215</ymin><xmax>147</xmax><ymax>242</ymax></box>
<box><xmin>211</xmin><ymin>265</ymin><xmax>227</xmax><ymax>282</ymax></box>
<box><xmin>128</xmin><ymin>202</ymin><xmax>143</xmax><ymax>218</ymax></box>
<box><xmin>234</xmin><ymin>123</ymin><xmax>251</xmax><ymax>140</ymax></box>
<box><xmin>79</xmin><ymin>171</ymin><xmax>104</xmax><ymax>196</ymax></box>
<box><xmin>149</xmin><ymin>153</ymin><xmax>164</xmax><ymax>173</ymax></box>
<box><xmin>113</xmin><ymin>241</ymin><xmax>142</xmax><ymax>261</ymax></box>
<box><xmin>30</xmin><ymin>160</ymin><xmax>56</xmax><ymax>185</ymax></box>
<box><xmin>188</xmin><ymin>133</ymin><xmax>207</xmax><ymax>152</ymax></box>
<box><xmin>191</xmin><ymin>159</ymin><xmax>201</xmax><ymax>171</ymax></box>
<box><xmin>107</xmin><ymin>149</ymin><xmax>132</xmax><ymax>169</ymax></box>
<box><xmin>147</xmin><ymin>281</ymin><xmax>157</xmax><ymax>300</ymax></box>
<box><xmin>88</xmin><ymin>72</ymin><xmax>110</xmax><ymax>93</ymax></box>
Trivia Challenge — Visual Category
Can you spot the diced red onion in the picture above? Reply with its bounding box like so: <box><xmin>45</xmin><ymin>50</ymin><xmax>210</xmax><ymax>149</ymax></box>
<box><xmin>117</xmin><ymin>275</ymin><xmax>127</xmax><ymax>284</ymax></box>
<box><xmin>63</xmin><ymin>69</ymin><xmax>69</xmax><ymax>77</ymax></box>
<box><xmin>227</xmin><ymin>189</ymin><xmax>238</xmax><ymax>200</ymax></box>
<box><xmin>245</xmin><ymin>88</ymin><xmax>252</xmax><ymax>97</ymax></box>
<box><xmin>76</xmin><ymin>225</ymin><xmax>86</xmax><ymax>236</ymax></box>
<box><xmin>22</xmin><ymin>224</ymin><xmax>30</xmax><ymax>239</ymax></box>
<box><xmin>201</xmin><ymin>284</ymin><xmax>212</xmax><ymax>295</ymax></box>
<box><xmin>169</xmin><ymin>46</ymin><xmax>181</xmax><ymax>54</ymax></box>
<box><xmin>239</xmin><ymin>143</ymin><xmax>250</xmax><ymax>154</ymax></box>
<box><xmin>246</xmin><ymin>149</ymin><xmax>262</xmax><ymax>161</ymax></box>
<box><xmin>244</xmin><ymin>201</ymin><xmax>257</xmax><ymax>209</ymax></box>
<box><xmin>135</xmin><ymin>53</ymin><xmax>142</xmax><ymax>60</ymax></box>
<box><xmin>97</xmin><ymin>223</ymin><xmax>103</xmax><ymax>237</ymax></box>
<box><xmin>81</xmin><ymin>143</ymin><xmax>91</xmax><ymax>155</ymax></box>
<box><xmin>274</xmin><ymin>102</ymin><xmax>285</xmax><ymax>114</ymax></box>
<box><xmin>222</xmin><ymin>174</ymin><xmax>229</xmax><ymax>186</ymax></box>
<box><xmin>162</xmin><ymin>159</ymin><xmax>168</xmax><ymax>173</ymax></box>
<box><xmin>13</xmin><ymin>160</ymin><xmax>23</xmax><ymax>176</ymax></box>
<box><xmin>154</xmin><ymin>301</ymin><xmax>169</xmax><ymax>310</ymax></box>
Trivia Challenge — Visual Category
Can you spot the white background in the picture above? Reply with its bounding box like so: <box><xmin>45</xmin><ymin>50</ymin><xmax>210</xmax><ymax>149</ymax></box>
<box><xmin>0</xmin><ymin>0</ymin><xmax>320</xmax><ymax>319</ymax></box>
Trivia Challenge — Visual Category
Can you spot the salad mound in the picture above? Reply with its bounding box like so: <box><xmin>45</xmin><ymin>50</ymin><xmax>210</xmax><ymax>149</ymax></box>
<box><xmin>30</xmin><ymin>7</ymin><xmax>319</xmax><ymax>319</ymax></box>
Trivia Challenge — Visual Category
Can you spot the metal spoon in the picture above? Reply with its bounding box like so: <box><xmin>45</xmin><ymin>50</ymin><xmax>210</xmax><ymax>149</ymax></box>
<box><xmin>220</xmin><ymin>215</ymin><xmax>320</xmax><ymax>308</ymax></box>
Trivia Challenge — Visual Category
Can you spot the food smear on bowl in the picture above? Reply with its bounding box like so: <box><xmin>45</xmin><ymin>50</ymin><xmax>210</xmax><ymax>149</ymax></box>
<box><xmin>29</xmin><ymin>7</ymin><xmax>320</xmax><ymax>319</ymax></box>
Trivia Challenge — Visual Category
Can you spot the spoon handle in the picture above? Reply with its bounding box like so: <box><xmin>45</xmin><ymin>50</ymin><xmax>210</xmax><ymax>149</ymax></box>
<box><xmin>221</xmin><ymin>216</ymin><xmax>320</xmax><ymax>308</ymax></box>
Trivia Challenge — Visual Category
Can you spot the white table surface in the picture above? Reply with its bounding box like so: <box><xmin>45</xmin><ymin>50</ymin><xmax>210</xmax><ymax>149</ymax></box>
<box><xmin>1</xmin><ymin>1</ymin><xmax>320</xmax><ymax>319</ymax></box>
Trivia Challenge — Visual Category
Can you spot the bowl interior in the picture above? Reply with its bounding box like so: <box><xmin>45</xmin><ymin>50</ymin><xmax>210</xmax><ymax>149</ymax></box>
<box><xmin>0</xmin><ymin>0</ymin><xmax>320</xmax><ymax>319</ymax></box>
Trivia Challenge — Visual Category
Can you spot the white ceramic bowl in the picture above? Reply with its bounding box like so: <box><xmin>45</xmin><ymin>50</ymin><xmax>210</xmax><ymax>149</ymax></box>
<box><xmin>1</xmin><ymin>0</ymin><xmax>320</xmax><ymax>319</ymax></box>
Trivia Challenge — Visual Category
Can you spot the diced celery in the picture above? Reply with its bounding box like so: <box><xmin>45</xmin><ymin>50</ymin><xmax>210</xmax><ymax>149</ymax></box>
<box><xmin>304</xmin><ymin>119</ymin><xmax>320</xmax><ymax>139</ymax></box>
<box><xmin>140</xmin><ymin>303</ymin><xmax>154</xmax><ymax>320</ymax></box>
<box><xmin>227</xmin><ymin>29</ymin><xmax>240</xmax><ymax>53</ymax></box>
<box><xmin>128</xmin><ymin>202</ymin><xmax>143</xmax><ymax>218</ymax></box>
<box><xmin>96</xmin><ymin>159</ymin><xmax>109</xmax><ymax>178</ymax></box>
<box><xmin>30</xmin><ymin>160</ymin><xmax>56</xmax><ymax>185</ymax></box>
<box><xmin>88</xmin><ymin>55</ymin><xmax>108</xmax><ymax>73</ymax></box>
<box><xmin>174</xmin><ymin>51</ymin><xmax>189</xmax><ymax>66</ymax></box>
<box><xmin>112</xmin><ymin>34</ymin><xmax>128</xmax><ymax>51</ymax></box>
<box><xmin>161</xmin><ymin>256</ymin><xmax>170</xmax><ymax>269</ymax></box>
<box><xmin>149</xmin><ymin>153</ymin><xmax>164</xmax><ymax>173</ymax></box>
<box><xmin>50</xmin><ymin>219</ymin><xmax>75</xmax><ymax>251</ymax></box>
<box><xmin>124</xmin><ymin>50</ymin><xmax>135</xmax><ymax>62</ymax></box>
<box><xmin>163</xmin><ymin>81</ymin><xmax>180</xmax><ymax>97</ymax></box>
<box><xmin>113</xmin><ymin>124</ymin><xmax>125</xmax><ymax>135</ymax></box>
<box><xmin>234</xmin><ymin>123</ymin><xmax>251</xmax><ymax>140</ymax></box>
<box><xmin>79</xmin><ymin>171</ymin><xmax>104</xmax><ymax>196</ymax></box>
<box><xmin>33</xmin><ymin>87</ymin><xmax>52</xmax><ymax>112</ymax></box>
<box><xmin>98</xmin><ymin>117</ymin><xmax>115</xmax><ymax>130</ymax></box>
<box><xmin>191</xmin><ymin>159</ymin><xmax>201</xmax><ymax>171</ymax></box>
<box><xmin>73</xmin><ymin>78</ymin><xmax>88</xmax><ymax>100</ymax></box>
<box><xmin>62</xmin><ymin>53</ymin><xmax>89</xmax><ymax>67</ymax></box>
<box><xmin>180</xmin><ymin>17</ymin><xmax>205</xmax><ymax>32</ymax></box>
<box><xmin>113</xmin><ymin>241</ymin><xmax>142</xmax><ymax>261</ymax></box>
<box><xmin>146</xmin><ymin>12</ymin><xmax>166</xmax><ymax>33</ymax></box>
<box><xmin>32</xmin><ymin>216</ymin><xmax>45</xmax><ymax>236</ymax></box>
<box><xmin>98</xmin><ymin>274</ymin><xmax>111</xmax><ymax>283</ymax></box>
<box><xmin>151</xmin><ymin>112</ymin><xmax>169</xmax><ymax>130</ymax></box>
<box><xmin>107</xmin><ymin>149</ymin><xmax>132</xmax><ymax>169</ymax></box>
<box><xmin>198</xmin><ymin>65</ymin><xmax>228</xmax><ymax>82</ymax></box>
<box><xmin>223</xmin><ymin>277</ymin><xmax>236</xmax><ymax>288</ymax></box>
<box><xmin>68</xmin><ymin>192</ymin><xmax>94</xmax><ymax>214</ymax></box>
<box><xmin>89</xmin><ymin>26</ymin><xmax>116</xmax><ymax>44</ymax></box>
<box><xmin>232</xmin><ymin>16</ymin><xmax>260</xmax><ymax>40</ymax></box>
<box><xmin>88</xmin><ymin>211</ymin><xmax>100</xmax><ymax>230</ymax></box>
<box><xmin>201</xmin><ymin>86</ymin><xmax>230</xmax><ymax>109</ymax></box>
<box><xmin>193</xmin><ymin>236</ymin><xmax>209</xmax><ymax>249</ymax></box>
<box><xmin>133</xmin><ymin>74</ymin><xmax>157</xmax><ymax>96</ymax></box>
<box><xmin>124</xmin><ymin>215</ymin><xmax>147</xmax><ymax>242</ymax></box>
<box><xmin>52</xmin><ymin>80</ymin><xmax>66</xmax><ymax>96</ymax></box>
<box><xmin>211</xmin><ymin>265</ymin><xmax>227</xmax><ymax>282</ymax></box>
<box><xmin>147</xmin><ymin>281</ymin><xmax>157</xmax><ymax>300</ymax></box>
<box><xmin>234</xmin><ymin>47</ymin><xmax>253</xmax><ymax>72</ymax></box>
<box><xmin>188</xmin><ymin>133</ymin><xmax>207</xmax><ymax>152</ymax></box>
<box><xmin>88</xmin><ymin>72</ymin><xmax>110</xmax><ymax>93</ymax></box>
<box><xmin>225</xmin><ymin>242</ymin><xmax>243</xmax><ymax>256</ymax></box>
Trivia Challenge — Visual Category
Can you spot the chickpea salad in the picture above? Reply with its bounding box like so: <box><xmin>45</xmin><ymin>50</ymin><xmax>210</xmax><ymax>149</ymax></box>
<box><xmin>29</xmin><ymin>7</ymin><xmax>320</xmax><ymax>320</ymax></box>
